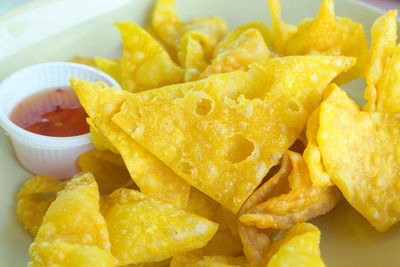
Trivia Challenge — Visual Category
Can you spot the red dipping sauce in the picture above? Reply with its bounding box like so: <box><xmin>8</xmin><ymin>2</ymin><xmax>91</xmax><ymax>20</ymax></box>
<box><xmin>9</xmin><ymin>87</ymin><xmax>89</xmax><ymax>137</ymax></box>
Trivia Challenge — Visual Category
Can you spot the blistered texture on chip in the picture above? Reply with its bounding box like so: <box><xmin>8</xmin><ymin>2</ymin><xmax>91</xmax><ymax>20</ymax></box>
<box><xmin>303</xmin><ymin>108</ymin><xmax>331</xmax><ymax>187</ymax></box>
<box><xmin>237</xmin><ymin>158</ymin><xmax>285</xmax><ymax>267</ymax></box>
<box><xmin>116</xmin><ymin>22</ymin><xmax>184</xmax><ymax>92</ymax></box>
<box><xmin>240</xmin><ymin>151</ymin><xmax>341</xmax><ymax>229</ymax></box>
<box><xmin>102</xmin><ymin>188</ymin><xmax>218</xmax><ymax>265</ymax></box>
<box><xmin>29</xmin><ymin>173</ymin><xmax>114</xmax><ymax>267</ymax></box>
<box><xmin>178</xmin><ymin>33</ymin><xmax>208</xmax><ymax>82</ymax></box>
<box><xmin>318</xmin><ymin>98</ymin><xmax>400</xmax><ymax>231</ymax></box>
<box><xmin>200</xmin><ymin>29</ymin><xmax>270</xmax><ymax>78</ymax></box>
<box><xmin>304</xmin><ymin>84</ymin><xmax>359</xmax><ymax>187</ymax></box>
<box><xmin>265</xmin><ymin>223</ymin><xmax>325</xmax><ymax>267</ymax></box>
<box><xmin>78</xmin><ymin>149</ymin><xmax>136</xmax><ymax>195</ymax></box>
<box><xmin>213</xmin><ymin>20</ymin><xmax>272</xmax><ymax>57</ymax></box>
<box><xmin>375</xmin><ymin>44</ymin><xmax>400</xmax><ymax>112</ymax></box>
<box><xmin>267</xmin><ymin>0</ymin><xmax>297</xmax><ymax>54</ymax></box>
<box><xmin>152</xmin><ymin>0</ymin><xmax>227</xmax><ymax>58</ymax></box>
<box><xmin>71</xmin><ymin>78</ymin><xmax>190</xmax><ymax>208</ymax></box>
<box><xmin>95</xmin><ymin>57</ymin><xmax>122</xmax><ymax>84</ymax></box>
<box><xmin>16</xmin><ymin>175</ymin><xmax>65</xmax><ymax>236</ymax></box>
<box><xmin>87</xmin><ymin>118</ymin><xmax>119</xmax><ymax>154</ymax></box>
<box><xmin>284</xmin><ymin>0</ymin><xmax>368</xmax><ymax>84</ymax></box>
<box><xmin>247</xmin><ymin>56</ymin><xmax>356</xmax><ymax>114</ymax></box>
<box><xmin>170</xmin><ymin>254</ymin><xmax>248</xmax><ymax>267</ymax></box>
<box><xmin>28</xmin><ymin>241</ymin><xmax>115</xmax><ymax>267</ymax></box>
<box><xmin>112</xmin><ymin>56</ymin><xmax>354</xmax><ymax>212</ymax></box>
<box><xmin>364</xmin><ymin>10</ymin><xmax>398</xmax><ymax>111</ymax></box>
<box><xmin>69</xmin><ymin>56</ymin><xmax>96</xmax><ymax>67</ymax></box>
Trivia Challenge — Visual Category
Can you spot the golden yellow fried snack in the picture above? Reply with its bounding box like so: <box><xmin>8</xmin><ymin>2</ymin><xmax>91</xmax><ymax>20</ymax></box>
<box><xmin>16</xmin><ymin>175</ymin><xmax>65</xmax><ymax>236</ymax></box>
<box><xmin>303</xmin><ymin>84</ymin><xmax>359</xmax><ymax>187</ymax></box>
<box><xmin>87</xmin><ymin>118</ymin><xmax>119</xmax><ymax>154</ymax></box>
<box><xmin>240</xmin><ymin>151</ymin><xmax>341</xmax><ymax>229</ymax></box>
<box><xmin>267</xmin><ymin>0</ymin><xmax>297</xmax><ymax>54</ymax></box>
<box><xmin>284</xmin><ymin>0</ymin><xmax>368</xmax><ymax>84</ymax></box>
<box><xmin>116</xmin><ymin>22</ymin><xmax>184</xmax><ymax>92</ymax></box>
<box><xmin>94</xmin><ymin>57</ymin><xmax>122</xmax><ymax>84</ymax></box>
<box><xmin>71</xmin><ymin>78</ymin><xmax>190</xmax><ymax>208</ymax></box>
<box><xmin>103</xmin><ymin>188</ymin><xmax>218</xmax><ymax>265</ymax></box>
<box><xmin>68</xmin><ymin>56</ymin><xmax>97</xmax><ymax>67</ymax></box>
<box><xmin>178</xmin><ymin>33</ymin><xmax>208</xmax><ymax>82</ymax></box>
<box><xmin>363</xmin><ymin>10</ymin><xmax>398</xmax><ymax>111</ymax></box>
<box><xmin>185</xmin><ymin>187</ymin><xmax>220</xmax><ymax>222</ymax></box>
<box><xmin>112</xmin><ymin>56</ymin><xmax>354</xmax><ymax>212</ymax></box>
<box><xmin>238</xmin><ymin>224</ymin><xmax>277</xmax><ymax>267</ymax></box>
<box><xmin>200</xmin><ymin>29</ymin><xmax>270</xmax><ymax>78</ymax></box>
<box><xmin>247</xmin><ymin>56</ymin><xmax>356</xmax><ymax>113</ymax></box>
<box><xmin>29</xmin><ymin>173</ymin><xmax>114</xmax><ymax>267</ymax></box>
<box><xmin>318</xmin><ymin>93</ymin><xmax>400</xmax><ymax>231</ymax></box>
<box><xmin>170</xmin><ymin>254</ymin><xmax>248</xmax><ymax>267</ymax></box>
<box><xmin>303</xmin><ymin>107</ymin><xmax>332</xmax><ymax>187</ymax></box>
<box><xmin>265</xmin><ymin>223</ymin><xmax>326</xmax><ymax>267</ymax></box>
<box><xmin>237</xmin><ymin>153</ymin><xmax>290</xmax><ymax>266</ymax></box>
<box><xmin>152</xmin><ymin>0</ymin><xmax>227</xmax><ymax>58</ymax></box>
<box><xmin>78</xmin><ymin>149</ymin><xmax>136</xmax><ymax>195</ymax></box>
<box><xmin>194</xmin><ymin>229</ymin><xmax>243</xmax><ymax>257</ymax></box>
<box><xmin>214</xmin><ymin>20</ymin><xmax>272</xmax><ymax>56</ymax></box>
<box><xmin>375</xmin><ymin>44</ymin><xmax>400</xmax><ymax>112</ymax></box>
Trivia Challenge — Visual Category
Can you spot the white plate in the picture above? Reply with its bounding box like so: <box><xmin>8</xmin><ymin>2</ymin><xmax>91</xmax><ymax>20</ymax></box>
<box><xmin>0</xmin><ymin>0</ymin><xmax>399</xmax><ymax>266</ymax></box>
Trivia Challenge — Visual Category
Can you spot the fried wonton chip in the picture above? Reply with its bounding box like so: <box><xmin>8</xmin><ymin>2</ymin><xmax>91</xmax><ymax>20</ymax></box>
<box><xmin>240</xmin><ymin>151</ymin><xmax>341</xmax><ymax>229</ymax></box>
<box><xmin>237</xmin><ymin>155</ymin><xmax>291</xmax><ymax>266</ymax></box>
<box><xmin>265</xmin><ymin>223</ymin><xmax>325</xmax><ymax>267</ymax></box>
<box><xmin>78</xmin><ymin>149</ymin><xmax>136</xmax><ymax>195</ymax></box>
<box><xmin>214</xmin><ymin>20</ymin><xmax>271</xmax><ymax>57</ymax></box>
<box><xmin>200</xmin><ymin>29</ymin><xmax>270</xmax><ymax>78</ymax></box>
<box><xmin>94</xmin><ymin>57</ymin><xmax>122</xmax><ymax>85</ymax></box>
<box><xmin>152</xmin><ymin>0</ymin><xmax>227</xmax><ymax>58</ymax></box>
<box><xmin>186</xmin><ymin>187</ymin><xmax>220</xmax><ymax>222</ymax></box>
<box><xmin>183</xmin><ymin>188</ymin><xmax>243</xmax><ymax>256</ymax></box>
<box><xmin>170</xmin><ymin>255</ymin><xmax>248</xmax><ymax>267</ymax></box>
<box><xmin>375</xmin><ymin>44</ymin><xmax>400</xmax><ymax>113</ymax></box>
<box><xmin>71</xmin><ymin>78</ymin><xmax>190</xmax><ymax>208</ymax></box>
<box><xmin>112</xmin><ymin>56</ymin><xmax>354</xmax><ymax>212</ymax></box>
<box><xmin>127</xmin><ymin>259</ymin><xmax>171</xmax><ymax>267</ymax></box>
<box><xmin>102</xmin><ymin>188</ymin><xmax>218</xmax><ymax>265</ymax></box>
<box><xmin>178</xmin><ymin>33</ymin><xmax>208</xmax><ymax>82</ymax></box>
<box><xmin>284</xmin><ymin>0</ymin><xmax>368</xmax><ymax>84</ymax></box>
<box><xmin>363</xmin><ymin>10</ymin><xmax>398</xmax><ymax>111</ymax></box>
<box><xmin>16</xmin><ymin>175</ymin><xmax>65</xmax><ymax>236</ymax></box>
<box><xmin>304</xmin><ymin>84</ymin><xmax>359</xmax><ymax>187</ymax></box>
<box><xmin>29</xmin><ymin>241</ymin><xmax>115</xmax><ymax>267</ymax></box>
<box><xmin>116</xmin><ymin>22</ymin><xmax>184</xmax><ymax>92</ymax></box>
<box><xmin>87</xmin><ymin>118</ymin><xmax>119</xmax><ymax>154</ymax></box>
<box><xmin>267</xmin><ymin>0</ymin><xmax>297</xmax><ymax>54</ymax></box>
<box><xmin>303</xmin><ymin>108</ymin><xmax>331</xmax><ymax>187</ymax></box>
<box><xmin>318</xmin><ymin>95</ymin><xmax>400</xmax><ymax>231</ymax></box>
<box><xmin>247</xmin><ymin>56</ymin><xmax>356</xmax><ymax>114</ymax></box>
<box><xmin>238</xmin><ymin>225</ymin><xmax>277</xmax><ymax>267</ymax></box>
<box><xmin>29</xmin><ymin>173</ymin><xmax>114</xmax><ymax>267</ymax></box>
<box><xmin>69</xmin><ymin>56</ymin><xmax>96</xmax><ymax>67</ymax></box>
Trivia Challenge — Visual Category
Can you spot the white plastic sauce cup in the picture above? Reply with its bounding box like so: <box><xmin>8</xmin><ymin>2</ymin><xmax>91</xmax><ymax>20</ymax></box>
<box><xmin>0</xmin><ymin>62</ymin><xmax>120</xmax><ymax>179</ymax></box>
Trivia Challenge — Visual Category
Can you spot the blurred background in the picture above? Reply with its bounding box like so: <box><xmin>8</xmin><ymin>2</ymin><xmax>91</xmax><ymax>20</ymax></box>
<box><xmin>0</xmin><ymin>0</ymin><xmax>399</xmax><ymax>14</ymax></box>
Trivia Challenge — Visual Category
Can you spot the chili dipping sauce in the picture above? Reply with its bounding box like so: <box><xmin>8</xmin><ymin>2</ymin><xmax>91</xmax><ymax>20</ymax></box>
<box><xmin>9</xmin><ymin>87</ymin><xmax>89</xmax><ymax>137</ymax></box>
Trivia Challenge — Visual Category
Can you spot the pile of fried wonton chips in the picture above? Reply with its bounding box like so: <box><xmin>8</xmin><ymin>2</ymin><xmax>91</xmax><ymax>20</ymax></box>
<box><xmin>16</xmin><ymin>0</ymin><xmax>400</xmax><ymax>266</ymax></box>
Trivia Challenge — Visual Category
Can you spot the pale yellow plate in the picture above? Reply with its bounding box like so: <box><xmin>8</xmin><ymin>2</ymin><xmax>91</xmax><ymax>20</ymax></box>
<box><xmin>0</xmin><ymin>0</ymin><xmax>399</xmax><ymax>266</ymax></box>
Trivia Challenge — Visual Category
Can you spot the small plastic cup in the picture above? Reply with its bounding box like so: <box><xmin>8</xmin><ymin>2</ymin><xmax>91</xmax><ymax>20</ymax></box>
<box><xmin>0</xmin><ymin>62</ymin><xmax>120</xmax><ymax>179</ymax></box>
